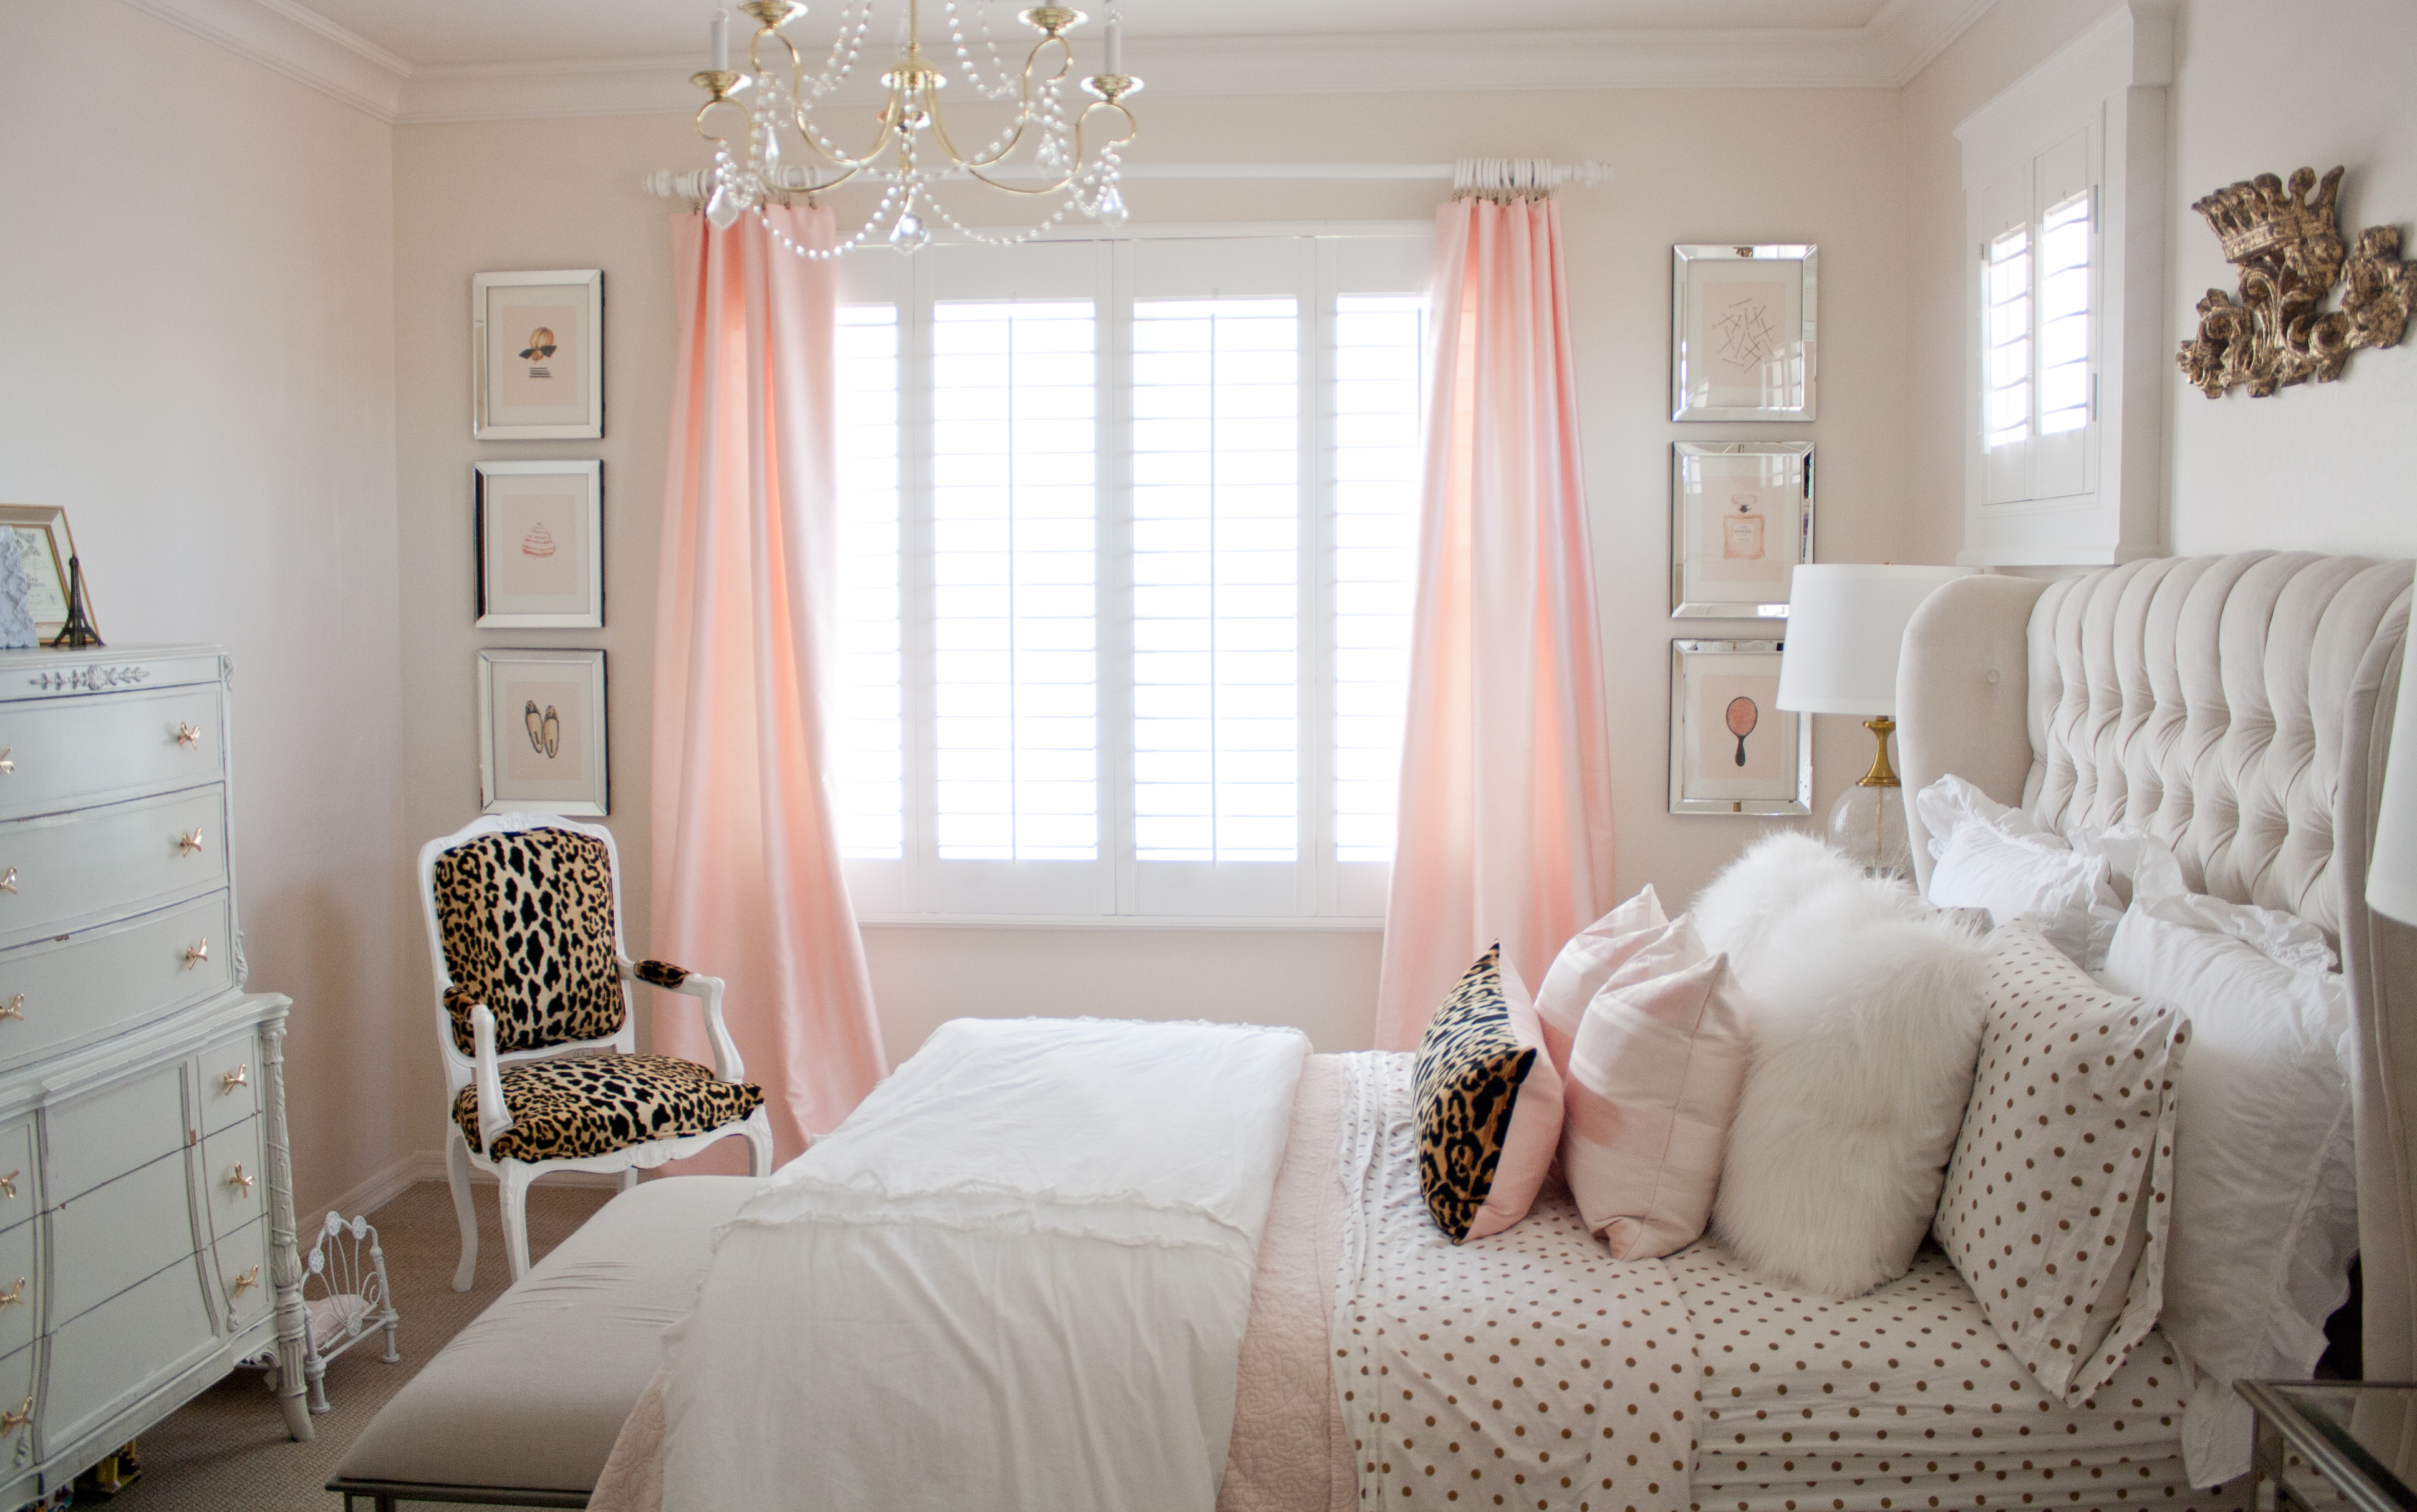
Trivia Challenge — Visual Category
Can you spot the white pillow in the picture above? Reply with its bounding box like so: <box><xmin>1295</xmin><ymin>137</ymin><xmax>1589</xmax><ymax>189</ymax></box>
<box><xmin>1927</xmin><ymin>820</ymin><xmax>2120</xmax><ymax>924</ymax></box>
<box><xmin>2098</xmin><ymin>900</ymin><xmax>2357</xmax><ymax>1488</ymax></box>
<box><xmin>1708</xmin><ymin>870</ymin><xmax>1987</xmax><ymax>1298</ymax></box>
<box><xmin>1692</xmin><ymin>831</ymin><xmax>1873</xmax><ymax>980</ymax></box>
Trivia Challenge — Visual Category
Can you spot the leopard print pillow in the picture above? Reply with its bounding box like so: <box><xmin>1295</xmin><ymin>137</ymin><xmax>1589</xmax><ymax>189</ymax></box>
<box><xmin>452</xmin><ymin>1052</ymin><xmax>764</xmax><ymax>1162</ymax></box>
<box><xmin>433</xmin><ymin>829</ymin><xmax>627</xmax><ymax>1056</ymax></box>
<box><xmin>1414</xmin><ymin>943</ymin><xmax>1559</xmax><ymax>1243</ymax></box>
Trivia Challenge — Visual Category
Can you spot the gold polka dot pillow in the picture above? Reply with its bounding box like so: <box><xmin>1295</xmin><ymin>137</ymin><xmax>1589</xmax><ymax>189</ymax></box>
<box><xmin>1933</xmin><ymin>918</ymin><xmax>2188</xmax><ymax>1406</ymax></box>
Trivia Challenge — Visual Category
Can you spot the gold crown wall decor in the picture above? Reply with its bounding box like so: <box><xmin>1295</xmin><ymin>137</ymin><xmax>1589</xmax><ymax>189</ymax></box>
<box><xmin>2178</xmin><ymin>165</ymin><xmax>2411</xmax><ymax>398</ymax></box>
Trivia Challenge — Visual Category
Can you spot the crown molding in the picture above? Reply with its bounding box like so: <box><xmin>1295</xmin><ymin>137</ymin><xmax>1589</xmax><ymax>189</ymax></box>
<box><xmin>118</xmin><ymin>0</ymin><xmax>2002</xmax><ymax>127</ymax></box>
<box><xmin>118</xmin><ymin>0</ymin><xmax>408</xmax><ymax>122</ymax></box>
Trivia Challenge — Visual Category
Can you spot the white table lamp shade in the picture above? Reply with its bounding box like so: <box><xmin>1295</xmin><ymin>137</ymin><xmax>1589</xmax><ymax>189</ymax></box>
<box><xmin>2370</xmin><ymin>628</ymin><xmax>2417</xmax><ymax>925</ymax></box>
<box><xmin>1778</xmin><ymin>564</ymin><xmax>1977</xmax><ymax>716</ymax></box>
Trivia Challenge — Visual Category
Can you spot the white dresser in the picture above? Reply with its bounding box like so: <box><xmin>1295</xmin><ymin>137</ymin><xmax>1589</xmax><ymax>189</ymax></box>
<box><xmin>0</xmin><ymin>645</ymin><xmax>310</xmax><ymax>1506</ymax></box>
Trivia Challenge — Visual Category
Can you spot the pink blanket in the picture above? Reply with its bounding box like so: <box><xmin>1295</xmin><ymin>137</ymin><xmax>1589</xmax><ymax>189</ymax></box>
<box><xmin>587</xmin><ymin>1054</ymin><xmax>1355</xmax><ymax>1512</ymax></box>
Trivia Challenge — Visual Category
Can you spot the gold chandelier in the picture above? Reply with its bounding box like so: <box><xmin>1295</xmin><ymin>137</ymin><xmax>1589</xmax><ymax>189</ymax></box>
<box><xmin>689</xmin><ymin>0</ymin><xmax>1142</xmax><ymax>257</ymax></box>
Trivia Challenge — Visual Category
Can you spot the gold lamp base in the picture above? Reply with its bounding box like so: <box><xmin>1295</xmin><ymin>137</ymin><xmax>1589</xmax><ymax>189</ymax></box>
<box><xmin>1828</xmin><ymin>715</ymin><xmax>1909</xmax><ymax>876</ymax></box>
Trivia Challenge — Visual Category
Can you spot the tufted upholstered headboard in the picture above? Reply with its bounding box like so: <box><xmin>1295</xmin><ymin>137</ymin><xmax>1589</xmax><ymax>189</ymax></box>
<box><xmin>1896</xmin><ymin>552</ymin><xmax>2417</xmax><ymax>1379</ymax></box>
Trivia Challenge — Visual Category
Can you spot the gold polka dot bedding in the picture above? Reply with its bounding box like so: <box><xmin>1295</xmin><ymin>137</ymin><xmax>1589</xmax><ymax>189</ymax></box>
<box><xmin>1326</xmin><ymin>1051</ymin><xmax>2236</xmax><ymax>1512</ymax></box>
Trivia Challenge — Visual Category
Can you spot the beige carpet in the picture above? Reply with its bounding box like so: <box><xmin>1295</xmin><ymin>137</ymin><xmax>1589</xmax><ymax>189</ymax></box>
<box><xmin>97</xmin><ymin>1178</ymin><xmax>616</xmax><ymax>1512</ymax></box>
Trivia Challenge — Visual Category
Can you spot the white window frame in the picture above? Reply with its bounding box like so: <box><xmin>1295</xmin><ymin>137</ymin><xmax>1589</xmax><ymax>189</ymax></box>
<box><xmin>832</xmin><ymin>223</ymin><xmax>1431</xmax><ymax>928</ymax></box>
<box><xmin>1956</xmin><ymin>0</ymin><xmax>2169</xmax><ymax>569</ymax></box>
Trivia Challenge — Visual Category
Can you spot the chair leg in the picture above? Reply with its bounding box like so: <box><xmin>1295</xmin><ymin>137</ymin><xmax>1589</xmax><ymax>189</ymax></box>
<box><xmin>498</xmin><ymin>1164</ymin><xmax>536</xmax><ymax>1282</ymax></box>
<box><xmin>745</xmin><ymin>1114</ymin><xmax>774</xmax><ymax>1177</ymax></box>
<box><xmin>445</xmin><ymin>1132</ymin><xmax>480</xmax><ymax>1293</ymax></box>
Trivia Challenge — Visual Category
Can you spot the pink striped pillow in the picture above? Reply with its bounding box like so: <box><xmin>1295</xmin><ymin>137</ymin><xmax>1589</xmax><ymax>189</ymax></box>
<box><xmin>1559</xmin><ymin>953</ymin><xmax>1752</xmax><ymax>1260</ymax></box>
<box><xmin>1534</xmin><ymin>887</ymin><xmax>1692</xmax><ymax>1074</ymax></box>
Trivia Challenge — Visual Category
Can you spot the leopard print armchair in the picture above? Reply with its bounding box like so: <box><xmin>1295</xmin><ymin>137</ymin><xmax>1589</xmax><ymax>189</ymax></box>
<box><xmin>417</xmin><ymin>814</ymin><xmax>773</xmax><ymax>1287</ymax></box>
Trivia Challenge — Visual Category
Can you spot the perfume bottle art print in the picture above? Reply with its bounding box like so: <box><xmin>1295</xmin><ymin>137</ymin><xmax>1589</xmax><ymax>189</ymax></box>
<box><xmin>1721</xmin><ymin>494</ymin><xmax>1766</xmax><ymax>561</ymax></box>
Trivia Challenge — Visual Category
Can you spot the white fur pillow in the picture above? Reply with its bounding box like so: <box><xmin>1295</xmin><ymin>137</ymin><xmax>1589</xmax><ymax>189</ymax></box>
<box><xmin>1694</xmin><ymin>832</ymin><xmax>1873</xmax><ymax>979</ymax></box>
<box><xmin>1700</xmin><ymin>845</ymin><xmax>1987</xmax><ymax>1299</ymax></box>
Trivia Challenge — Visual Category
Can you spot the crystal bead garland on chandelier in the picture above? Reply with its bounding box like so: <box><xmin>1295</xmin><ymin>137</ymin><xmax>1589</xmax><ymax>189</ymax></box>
<box><xmin>688</xmin><ymin>0</ymin><xmax>1142</xmax><ymax>259</ymax></box>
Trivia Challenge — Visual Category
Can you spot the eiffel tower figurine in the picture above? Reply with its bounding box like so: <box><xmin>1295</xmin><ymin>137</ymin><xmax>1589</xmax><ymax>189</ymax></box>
<box><xmin>48</xmin><ymin>555</ymin><xmax>101</xmax><ymax>650</ymax></box>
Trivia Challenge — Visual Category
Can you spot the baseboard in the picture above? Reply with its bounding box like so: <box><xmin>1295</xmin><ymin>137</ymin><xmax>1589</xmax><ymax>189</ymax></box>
<box><xmin>304</xmin><ymin>1149</ymin><xmax>627</xmax><ymax>1240</ymax></box>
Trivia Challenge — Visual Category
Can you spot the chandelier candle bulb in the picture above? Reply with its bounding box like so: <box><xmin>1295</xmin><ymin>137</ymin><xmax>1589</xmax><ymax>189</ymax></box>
<box><xmin>712</xmin><ymin>10</ymin><xmax>730</xmax><ymax>72</ymax></box>
<box><xmin>1104</xmin><ymin>14</ymin><xmax>1121</xmax><ymax>74</ymax></box>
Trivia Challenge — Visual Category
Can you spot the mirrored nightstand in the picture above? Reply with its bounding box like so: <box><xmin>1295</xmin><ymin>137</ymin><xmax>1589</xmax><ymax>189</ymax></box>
<box><xmin>2239</xmin><ymin>1380</ymin><xmax>2417</xmax><ymax>1510</ymax></box>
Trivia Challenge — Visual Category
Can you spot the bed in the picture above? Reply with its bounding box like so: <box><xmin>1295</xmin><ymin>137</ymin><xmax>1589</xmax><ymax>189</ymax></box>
<box><xmin>581</xmin><ymin>550</ymin><xmax>2411</xmax><ymax>1512</ymax></box>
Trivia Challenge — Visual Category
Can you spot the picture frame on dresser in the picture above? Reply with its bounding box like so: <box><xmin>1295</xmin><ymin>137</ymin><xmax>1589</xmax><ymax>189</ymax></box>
<box><xmin>0</xmin><ymin>505</ymin><xmax>88</xmax><ymax>642</ymax></box>
<box><xmin>472</xmin><ymin>270</ymin><xmax>603</xmax><ymax>441</ymax></box>
<box><xmin>478</xmin><ymin>648</ymin><xmax>609</xmax><ymax>817</ymax></box>
<box><xmin>1669</xmin><ymin>638</ymin><xmax>1810</xmax><ymax>816</ymax></box>
<box><xmin>1671</xmin><ymin>442</ymin><xmax>1812</xmax><ymax>619</ymax></box>
<box><xmin>1672</xmin><ymin>243</ymin><xmax>1816</xmax><ymax>422</ymax></box>
<box><xmin>475</xmin><ymin>461</ymin><xmax>603</xmax><ymax>629</ymax></box>
<box><xmin>0</xmin><ymin>643</ymin><xmax>313</xmax><ymax>1506</ymax></box>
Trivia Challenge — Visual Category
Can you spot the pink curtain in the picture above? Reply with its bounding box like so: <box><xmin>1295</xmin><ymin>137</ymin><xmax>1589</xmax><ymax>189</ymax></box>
<box><xmin>651</xmin><ymin>205</ymin><xmax>887</xmax><ymax>1163</ymax></box>
<box><xmin>1372</xmin><ymin>196</ymin><xmax>1617</xmax><ymax>1051</ymax></box>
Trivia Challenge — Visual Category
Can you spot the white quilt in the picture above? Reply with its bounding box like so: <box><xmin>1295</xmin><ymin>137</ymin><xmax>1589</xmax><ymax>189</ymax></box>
<box><xmin>659</xmin><ymin>1016</ymin><xmax>1311</xmax><ymax>1512</ymax></box>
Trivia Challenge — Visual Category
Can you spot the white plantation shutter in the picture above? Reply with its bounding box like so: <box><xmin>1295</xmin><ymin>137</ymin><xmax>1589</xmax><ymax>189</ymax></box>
<box><xmin>830</xmin><ymin>229</ymin><xmax>1427</xmax><ymax>922</ymax></box>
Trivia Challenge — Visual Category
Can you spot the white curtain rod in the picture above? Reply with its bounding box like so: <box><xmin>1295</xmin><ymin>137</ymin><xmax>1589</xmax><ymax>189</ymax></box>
<box><xmin>640</xmin><ymin>158</ymin><xmax>1611</xmax><ymax>200</ymax></box>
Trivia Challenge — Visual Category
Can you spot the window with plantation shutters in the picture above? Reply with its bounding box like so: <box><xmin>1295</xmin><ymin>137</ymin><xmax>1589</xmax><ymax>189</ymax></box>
<box><xmin>827</xmin><ymin>228</ymin><xmax>1429</xmax><ymax>923</ymax></box>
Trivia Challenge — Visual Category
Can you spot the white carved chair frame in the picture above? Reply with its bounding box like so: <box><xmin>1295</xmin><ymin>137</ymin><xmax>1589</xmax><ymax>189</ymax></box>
<box><xmin>416</xmin><ymin>812</ymin><xmax>772</xmax><ymax>1289</ymax></box>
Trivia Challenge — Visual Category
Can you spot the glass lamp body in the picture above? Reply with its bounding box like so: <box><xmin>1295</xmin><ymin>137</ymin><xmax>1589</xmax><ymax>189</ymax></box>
<box><xmin>1828</xmin><ymin>782</ymin><xmax>1911</xmax><ymax>878</ymax></box>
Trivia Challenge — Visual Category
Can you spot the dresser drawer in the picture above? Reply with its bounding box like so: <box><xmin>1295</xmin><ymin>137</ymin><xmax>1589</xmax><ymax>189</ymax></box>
<box><xmin>44</xmin><ymin>1059</ymin><xmax>186</xmax><ymax>1207</ymax></box>
<box><xmin>0</xmin><ymin>787</ymin><xmax>228</xmax><ymax>950</ymax></box>
<box><xmin>49</xmin><ymin>1151</ymin><xmax>195</xmax><ymax>1327</ymax></box>
<box><xmin>0</xmin><ymin>1222</ymin><xmax>32</xmax><ymax>1363</ymax></box>
<box><xmin>196</xmin><ymin>1026</ymin><xmax>259</xmax><ymax>1135</ymax></box>
<box><xmin>0</xmin><ymin>893</ymin><xmax>234</xmax><ymax>1072</ymax></box>
<box><xmin>209</xmin><ymin>1216</ymin><xmax>272</xmax><ymax>1336</ymax></box>
<box><xmin>0</xmin><ymin>683</ymin><xmax>223</xmax><ymax>822</ymax></box>
<box><xmin>41</xmin><ymin>1255</ymin><xmax>216</xmax><ymax>1458</ymax></box>
<box><xmin>198</xmin><ymin>1117</ymin><xmax>263</xmax><ymax>1244</ymax></box>
<box><xmin>0</xmin><ymin>1342</ymin><xmax>33</xmax><ymax>1467</ymax></box>
<box><xmin>0</xmin><ymin>1123</ymin><xmax>31</xmax><ymax>1234</ymax></box>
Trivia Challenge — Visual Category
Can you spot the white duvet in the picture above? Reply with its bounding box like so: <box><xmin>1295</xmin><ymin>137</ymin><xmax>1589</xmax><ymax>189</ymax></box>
<box><xmin>659</xmin><ymin>1016</ymin><xmax>1311</xmax><ymax>1512</ymax></box>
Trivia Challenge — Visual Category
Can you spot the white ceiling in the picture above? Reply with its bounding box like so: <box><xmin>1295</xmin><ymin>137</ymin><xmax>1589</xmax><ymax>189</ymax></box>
<box><xmin>125</xmin><ymin>0</ymin><xmax>1995</xmax><ymax>123</ymax></box>
<box><xmin>292</xmin><ymin>0</ymin><xmax>1900</xmax><ymax>69</ymax></box>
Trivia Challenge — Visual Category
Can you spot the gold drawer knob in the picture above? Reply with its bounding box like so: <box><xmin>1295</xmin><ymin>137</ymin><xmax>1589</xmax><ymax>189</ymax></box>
<box><xmin>178</xmin><ymin>827</ymin><xmax>206</xmax><ymax>857</ymax></box>
<box><xmin>226</xmin><ymin>1162</ymin><xmax>254</xmax><ymax>1198</ymax></box>
<box><xmin>0</xmin><ymin>1171</ymin><xmax>17</xmax><ymax>1200</ymax></box>
<box><xmin>0</xmin><ymin>996</ymin><xmax>20</xmax><ymax>1023</ymax></box>
<box><xmin>176</xmin><ymin>723</ymin><xmax>202</xmax><ymax>748</ymax></box>
<box><xmin>229</xmin><ymin>1266</ymin><xmax>259</xmax><ymax>1298</ymax></box>
<box><xmin>0</xmin><ymin>869</ymin><xmax>15</xmax><ymax>895</ymax></box>
<box><xmin>0</xmin><ymin>746</ymin><xmax>12</xmax><ymax>776</ymax></box>
<box><xmin>0</xmin><ymin>1278</ymin><xmax>24</xmax><ymax>1311</ymax></box>
<box><xmin>0</xmin><ymin>1397</ymin><xmax>29</xmax><ymax>1433</ymax></box>
<box><xmin>222</xmin><ymin>1063</ymin><xmax>248</xmax><ymax>1094</ymax></box>
<box><xmin>184</xmin><ymin>940</ymin><xmax>209</xmax><ymax>970</ymax></box>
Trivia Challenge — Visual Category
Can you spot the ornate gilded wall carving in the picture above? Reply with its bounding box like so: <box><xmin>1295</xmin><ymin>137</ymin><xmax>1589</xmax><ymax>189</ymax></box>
<box><xmin>2177</xmin><ymin>165</ymin><xmax>2411</xmax><ymax>398</ymax></box>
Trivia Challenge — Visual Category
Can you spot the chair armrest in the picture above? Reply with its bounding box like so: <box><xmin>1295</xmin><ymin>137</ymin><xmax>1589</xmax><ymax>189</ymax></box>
<box><xmin>470</xmin><ymin>1004</ymin><xmax>514</xmax><ymax>1152</ymax></box>
<box><xmin>620</xmin><ymin>956</ymin><xmax>745</xmax><ymax>1084</ymax></box>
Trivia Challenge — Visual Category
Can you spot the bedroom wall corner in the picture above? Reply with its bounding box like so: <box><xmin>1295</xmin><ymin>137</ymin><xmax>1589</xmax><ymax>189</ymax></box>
<box><xmin>0</xmin><ymin>4</ymin><xmax>412</xmax><ymax>1221</ymax></box>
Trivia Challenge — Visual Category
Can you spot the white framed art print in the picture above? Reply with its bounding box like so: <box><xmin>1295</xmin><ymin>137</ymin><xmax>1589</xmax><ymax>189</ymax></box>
<box><xmin>1668</xmin><ymin>639</ymin><xmax>1809</xmax><ymax>817</ymax></box>
<box><xmin>478</xmin><ymin>648</ymin><xmax>609</xmax><ymax>816</ymax></box>
<box><xmin>473</xmin><ymin>269</ymin><xmax>603</xmax><ymax>440</ymax></box>
<box><xmin>476</xmin><ymin>461</ymin><xmax>603</xmax><ymax>628</ymax></box>
<box><xmin>1671</xmin><ymin>442</ymin><xmax>1812</xmax><ymax>619</ymax></box>
<box><xmin>1671</xmin><ymin>244</ymin><xmax>1816</xmax><ymax>422</ymax></box>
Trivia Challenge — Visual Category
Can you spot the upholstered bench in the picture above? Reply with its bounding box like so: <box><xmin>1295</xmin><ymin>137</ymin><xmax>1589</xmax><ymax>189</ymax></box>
<box><xmin>329</xmin><ymin>1175</ymin><xmax>756</xmax><ymax>1510</ymax></box>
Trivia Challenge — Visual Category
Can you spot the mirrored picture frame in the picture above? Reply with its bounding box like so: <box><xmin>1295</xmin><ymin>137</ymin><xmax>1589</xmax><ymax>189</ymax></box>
<box><xmin>1672</xmin><ymin>244</ymin><xmax>1816</xmax><ymax>422</ymax></box>
<box><xmin>1671</xmin><ymin>442</ymin><xmax>1813</xmax><ymax>619</ymax></box>
<box><xmin>476</xmin><ymin>461</ymin><xmax>604</xmax><ymax>628</ymax></box>
<box><xmin>478</xmin><ymin>648</ymin><xmax>609</xmax><ymax>817</ymax></box>
<box><xmin>0</xmin><ymin>503</ymin><xmax>87</xmax><ymax>641</ymax></box>
<box><xmin>1669</xmin><ymin>638</ymin><xmax>1809</xmax><ymax>817</ymax></box>
<box><xmin>473</xmin><ymin>269</ymin><xmax>604</xmax><ymax>440</ymax></box>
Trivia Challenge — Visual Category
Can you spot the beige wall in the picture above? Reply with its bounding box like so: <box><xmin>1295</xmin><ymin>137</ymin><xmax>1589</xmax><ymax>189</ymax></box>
<box><xmin>392</xmin><ymin>86</ymin><xmax>1911</xmax><ymax>1076</ymax></box>
<box><xmin>1901</xmin><ymin>0</ymin><xmax>2417</xmax><ymax>566</ymax></box>
<box><xmin>0</xmin><ymin>6</ymin><xmax>407</xmax><ymax>1216</ymax></box>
